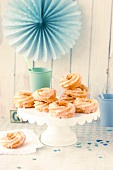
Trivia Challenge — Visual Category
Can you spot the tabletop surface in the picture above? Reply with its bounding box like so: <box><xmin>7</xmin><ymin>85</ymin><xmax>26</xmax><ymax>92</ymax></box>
<box><xmin>0</xmin><ymin>118</ymin><xmax>113</xmax><ymax>170</ymax></box>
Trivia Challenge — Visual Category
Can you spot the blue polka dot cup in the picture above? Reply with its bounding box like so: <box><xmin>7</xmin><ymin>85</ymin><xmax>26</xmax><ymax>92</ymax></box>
<box><xmin>98</xmin><ymin>94</ymin><xmax>113</xmax><ymax>127</ymax></box>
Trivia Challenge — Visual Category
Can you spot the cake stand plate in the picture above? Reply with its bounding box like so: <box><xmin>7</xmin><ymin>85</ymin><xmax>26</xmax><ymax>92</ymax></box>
<box><xmin>17</xmin><ymin>108</ymin><xmax>100</xmax><ymax>147</ymax></box>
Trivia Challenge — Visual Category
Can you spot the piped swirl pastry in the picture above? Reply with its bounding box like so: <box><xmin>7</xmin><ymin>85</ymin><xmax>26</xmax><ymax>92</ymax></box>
<box><xmin>64</xmin><ymin>84</ymin><xmax>89</xmax><ymax>99</ymax></box>
<box><xmin>60</xmin><ymin>93</ymin><xmax>75</xmax><ymax>103</ymax></box>
<box><xmin>14</xmin><ymin>92</ymin><xmax>34</xmax><ymax>108</ymax></box>
<box><xmin>59</xmin><ymin>73</ymin><xmax>82</xmax><ymax>89</ymax></box>
<box><xmin>49</xmin><ymin>100</ymin><xmax>75</xmax><ymax>118</ymax></box>
<box><xmin>32</xmin><ymin>88</ymin><xmax>57</xmax><ymax>103</ymax></box>
<box><xmin>73</xmin><ymin>98</ymin><xmax>99</xmax><ymax>114</ymax></box>
<box><xmin>0</xmin><ymin>131</ymin><xmax>26</xmax><ymax>148</ymax></box>
<box><xmin>34</xmin><ymin>101</ymin><xmax>50</xmax><ymax>112</ymax></box>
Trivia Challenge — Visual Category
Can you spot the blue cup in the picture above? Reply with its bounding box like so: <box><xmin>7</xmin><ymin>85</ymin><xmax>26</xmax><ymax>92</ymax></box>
<box><xmin>28</xmin><ymin>67</ymin><xmax>52</xmax><ymax>92</ymax></box>
<box><xmin>98</xmin><ymin>94</ymin><xmax>113</xmax><ymax>127</ymax></box>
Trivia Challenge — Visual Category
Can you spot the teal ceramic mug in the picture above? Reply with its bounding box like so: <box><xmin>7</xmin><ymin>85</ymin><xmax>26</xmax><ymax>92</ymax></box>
<box><xmin>98</xmin><ymin>94</ymin><xmax>113</xmax><ymax>127</ymax></box>
<box><xmin>28</xmin><ymin>67</ymin><xmax>52</xmax><ymax>92</ymax></box>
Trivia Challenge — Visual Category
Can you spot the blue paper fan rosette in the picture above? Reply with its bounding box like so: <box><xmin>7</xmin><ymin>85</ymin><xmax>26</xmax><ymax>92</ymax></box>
<box><xmin>3</xmin><ymin>0</ymin><xmax>82</xmax><ymax>61</ymax></box>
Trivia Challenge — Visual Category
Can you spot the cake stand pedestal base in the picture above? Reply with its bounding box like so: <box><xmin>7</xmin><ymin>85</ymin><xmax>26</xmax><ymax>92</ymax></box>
<box><xmin>40</xmin><ymin>125</ymin><xmax>77</xmax><ymax>146</ymax></box>
<box><xmin>17</xmin><ymin>108</ymin><xmax>100</xmax><ymax>147</ymax></box>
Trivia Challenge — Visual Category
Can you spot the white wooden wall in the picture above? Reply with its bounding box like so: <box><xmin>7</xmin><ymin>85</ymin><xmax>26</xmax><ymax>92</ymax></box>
<box><xmin>0</xmin><ymin>0</ymin><xmax>113</xmax><ymax>118</ymax></box>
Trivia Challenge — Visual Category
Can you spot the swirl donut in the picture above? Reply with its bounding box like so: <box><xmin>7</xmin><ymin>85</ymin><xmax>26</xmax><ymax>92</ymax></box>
<box><xmin>73</xmin><ymin>98</ymin><xmax>99</xmax><ymax>114</ymax></box>
<box><xmin>32</xmin><ymin>88</ymin><xmax>57</xmax><ymax>103</ymax></box>
<box><xmin>34</xmin><ymin>101</ymin><xmax>50</xmax><ymax>112</ymax></box>
<box><xmin>49</xmin><ymin>100</ymin><xmax>75</xmax><ymax>118</ymax></box>
<box><xmin>14</xmin><ymin>92</ymin><xmax>34</xmax><ymax>108</ymax></box>
<box><xmin>60</xmin><ymin>93</ymin><xmax>75</xmax><ymax>103</ymax></box>
<box><xmin>0</xmin><ymin>131</ymin><xmax>26</xmax><ymax>148</ymax></box>
<box><xmin>64</xmin><ymin>84</ymin><xmax>89</xmax><ymax>99</ymax></box>
<box><xmin>59</xmin><ymin>73</ymin><xmax>82</xmax><ymax>89</ymax></box>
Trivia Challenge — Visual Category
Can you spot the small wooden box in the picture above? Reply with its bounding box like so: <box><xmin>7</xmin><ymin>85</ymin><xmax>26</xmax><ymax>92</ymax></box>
<box><xmin>10</xmin><ymin>109</ymin><xmax>23</xmax><ymax>123</ymax></box>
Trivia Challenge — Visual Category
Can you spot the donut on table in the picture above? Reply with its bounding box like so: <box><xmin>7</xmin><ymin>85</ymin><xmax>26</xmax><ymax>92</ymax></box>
<box><xmin>59</xmin><ymin>73</ymin><xmax>82</xmax><ymax>89</ymax></box>
<box><xmin>49</xmin><ymin>100</ymin><xmax>75</xmax><ymax>118</ymax></box>
<box><xmin>64</xmin><ymin>84</ymin><xmax>89</xmax><ymax>99</ymax></box>
<box><xmin>0</xmin><ymin>131</ymin><xmax>26</xmax><ymax>149</ymax></box>
<box><xmin>32</xmin><ymin>88</ymin><xmax>57</xmax><ymax>103</ymax></box>
<box><xmin>14</xmin><ymin>92</ymin><xmax>34</xmax><ymax>108</ymax></box>
<box><xmin>73</xmin><ymin>98</ymin><xmax>99</xmax><ymax>114</ymax></box>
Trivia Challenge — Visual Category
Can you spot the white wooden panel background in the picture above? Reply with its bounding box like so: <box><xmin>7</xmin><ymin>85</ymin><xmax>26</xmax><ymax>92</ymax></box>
<box><xmin>0</xmin><ymin>0</ymin><xmax>113</xmax><ymax>118</ymax></box>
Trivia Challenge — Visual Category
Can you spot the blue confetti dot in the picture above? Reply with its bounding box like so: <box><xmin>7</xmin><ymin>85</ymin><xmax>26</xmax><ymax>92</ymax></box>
<box><xmin>106</xmin><ymin>140</ymin><xmax>109</xmax><ymax>143</ymax></box>
<box><xmin>96</xmin><ymin>139</ymin><xmax>102</xmax><ymax>142</ymax></box>
<box><xmin>107</xmin><ymin>129</ymin><xmax>113</xmax><ymax>132</ymax></box>
<box><xmin>95</xmin><ymin>143</ymin><xmax>98</xmax><ymax>147</ymax></box>
<box><xmin>76</xmin><ymin>145</ymin><xmax>82</xmax><ymax>148</ymax></box>
<box><xmin>99</xmin><ymin>156</ymin><xmax>102</xmax><ymax>158</ymax></box>
<box><xmin>87</xmin><ymin>142</ymin><xmax>91</xmax><ymax>145</ymax></box>
<box><xmin>53</xmin><ymin>150</ymin><xmax>57</xmax><ymax>152</ymax></box>
<box><xmin>103</xmin><ymin>143</ymin><xmax>107</xmax><ymax>146</ymax></box>
<box><xmin>53</xmin><ymin>149</ymin><xmax>61</xmax><ymax>152</ymax></box>
<box><xmin>88</xmin><ymin>148</ymin><xmax>92</xmax><ymax>151</ymax></box>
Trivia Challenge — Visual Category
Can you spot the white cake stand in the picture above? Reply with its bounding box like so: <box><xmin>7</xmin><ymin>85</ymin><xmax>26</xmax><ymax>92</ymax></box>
<box><xmin>17</xmin><ymin>108</ymin><xmax>100</xmax><ymax>147</ymax></box>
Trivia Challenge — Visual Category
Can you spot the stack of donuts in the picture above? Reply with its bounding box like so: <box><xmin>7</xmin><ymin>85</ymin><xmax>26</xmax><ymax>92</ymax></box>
<box><xmin>59</xmin><ymin>73</ymin><xmax>99</xmax><ymax>114</ymax></box>
<box><xmin>14</xmin><ymin>72</ymin><xmax>99</xmax><ymax>118</ymax></box>
<box><xmin>32</xmin><ymin>88</ymin><xmax>57</xmax><ymax>112</ymax></box>
<box><xmin>14</xmin><ymin>88</ymin><xmax>57</xmax><ymax>112</ymax></box>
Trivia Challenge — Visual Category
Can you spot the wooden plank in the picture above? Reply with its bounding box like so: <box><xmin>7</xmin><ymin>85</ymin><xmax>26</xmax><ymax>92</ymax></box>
<box><xmin>0</xmin><ymin>1</ymin><xmax>3</xmax><ymax>45</ymax></box>
<box><xmin>72</xmin><ymin>0</ymin><xmax>93</xmax><ymax>87</ymax></box>
<box><xmin>108</xmin><ymin>1</ymin><xmax>113</xmax><ymax>93</ymax></box>
<box><xmin>33</xmin><ymin>60</ymin><xmax>51</xmax><ymax>69</ymax></box>
<box><xmin>15</xmin><ymin>53</ymin><xmax>31</xmax><ymax>93</ymax></box>
<box><xmin>0</xmin><ymin>0</ymin><xmax>15</xmax><ymax>118</ymax></box>
<box><xmin>52</xmin><ymin>52</ymin><xmax>71</xmax><ymax>97</ymax></box>
<box><xmin>89</xmin><ymin>0</ymin><xmax>112</xmax><ymax>98</ymax></box>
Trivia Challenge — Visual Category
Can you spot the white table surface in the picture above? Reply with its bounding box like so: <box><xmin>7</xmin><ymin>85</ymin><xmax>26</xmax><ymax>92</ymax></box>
<box><xmin>0</xmin><ymin>118</ymin><xmax>113</xmax><ymax>170</ymax></box>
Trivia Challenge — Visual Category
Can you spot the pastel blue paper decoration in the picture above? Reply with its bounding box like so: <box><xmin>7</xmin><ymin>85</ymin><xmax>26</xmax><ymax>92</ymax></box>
<box><xmin>3</xmin><ymin>0</ymin><xmax>82</xmax><ymax>61</ymax></box>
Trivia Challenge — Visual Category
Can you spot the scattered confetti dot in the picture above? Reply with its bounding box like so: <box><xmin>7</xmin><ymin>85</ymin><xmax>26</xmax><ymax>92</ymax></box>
<box><xmin>53</xmin><ymin>149</ymin><xmax>61</xmax><ymax>152</ymax></box>
<box><xmin>107</xmin><ymin>129</ymin><xmax>113</xmax><ymax>132</ymax></box>
<box><xmin>16</xmin><ymin>167</ymin><xmax>22</xmax><ymax>169</ymax></box>
<box><xmin>103</xmin><ymin>143</ymin><xmax>107</xmax><ymax>146</ymax></box>
<box><xmin>96</xmin><ymin>139</ymin><xmax>102</xmax><ymax>142</ymax></box>
<box><xmin>76</xmin><ymin>145</ymin><xmax>82</xmax><ymax>148</ymax></box>
<box><xmin>99</xmin><ymin>156</ymin><xmax>102</xmax><ymax>158</ymax></box>
<box><xmin>87</xmin><ymin>142</ymin><xmax>91</xmax><ymax>145</ymax></box>
<box><xmin>88</xmin><ymin>148</ymin><xmax>92</xmax><ymax>151</ymax></box>
<box><xmin>32</xmin><ymin>158</ymin><xmax>36</xmax><ymax>160</ymax></box>
<box><xmin>77</xmin><ymin>143</ymin><xmax>81</xmax><ymax>145</ymax></box>
<box><xmin>106</xmin><ymin>140</ymin><xmax>109</xmax><ymax>143</ymax></box>
<box><xmin>53</xmin><ymin>150</ymin><xmax>57</xmax><ymax>152</ymax></box>
<box><xmin>95</xmin><ymin>143</ymin><xmax>98</xmax><ymax>147</ymax></box>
